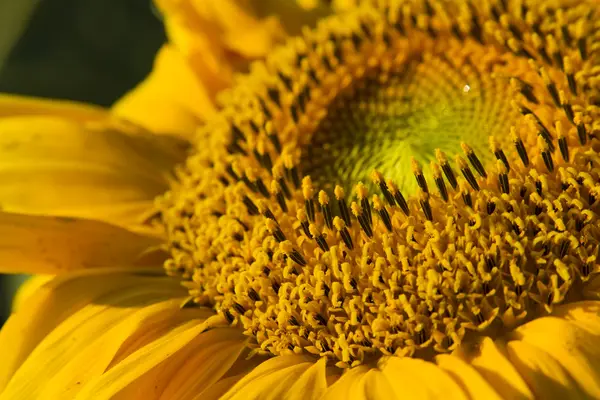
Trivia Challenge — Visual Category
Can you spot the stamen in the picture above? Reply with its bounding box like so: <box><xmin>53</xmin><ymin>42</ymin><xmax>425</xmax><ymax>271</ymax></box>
<box><xmin>436</xmin><ymin>149</ymin><xmax>458</xmax><ymax>189</ymax></box>
<box><xmin>456</xmin><ymin>155</ymin><xmax>480</xmax><ymax>191</ymax></box>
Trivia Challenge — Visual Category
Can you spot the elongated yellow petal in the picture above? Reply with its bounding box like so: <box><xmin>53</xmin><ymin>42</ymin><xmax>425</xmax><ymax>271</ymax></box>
<box><xmin>0</xmin><ymin>212</ymin><xmax>161</xmax><ymax>273</ymax></box>
<box><xmin>112</xmin><ymin>45</ymin><xmax>218</xmax><ymax>139</ymax></box>
<box><xmin>1</xmin><ymin>295</ymin><xmax>209</xmax><ymax>400</ymax></box>
<box><xmin>220</xmin><ymin>355</ymin><xmax>318</xmax><ymax>400</ymax></box>
<box><xmin>322</xmin><ymin>365</ymin><xmax>369</xmax><ymax>399</ymax></box>
<box><xmin>0</xmin><ymin>116</ymin><xmax>186</xmax><ymax>226</ymax></box>
<box><xmin>455</xmin><ymin>337</ymin><xmax>534</xmax><ymax>399</ymax></box>
<box><xmin>11</xmin><ymin>274</ymin><xmax>53</xmax><ymax>311</ymax></box>
<box><xmin>379</xmin><ymin>357</ymin><xmax>468</xmax><ymax>399</ymax></box>
<box><xmin>506</xmin><ymin>340</ymin><xmax>587</xmax><ymax>399</ymax></box>
<box><xmin>509</xmin><ymin>304</ymin><xmax>600</xmax><ymax>399</ymax></box>
<box><xmin>0</xmin><ymin>115</ymin><xmax>187</xmax><ymax>229</ymax></box>
<box><xmin>435</xmin><ymin>355</ymin><xmax>502</xmax><ymax>400</ymax></box>
<box><xmin>0</xmin><ymin>268</ymin><xmax>182</xmax><ymax>392</ymax></box>
<box><xmin>159</xmin><ymin>329</ymin><xmax>247</xmax><ymax>400</ymax></box>
<box><xmin>286</xmin><ymin>357</ymin><xmax>329</xmax><ymax>400</ymax></box>
<box><xmin>0</xmin><ymin>94</ymin><xmax>106</xmax><ymax>121</ymax></box>
<box><xmin>75</xmin><ymin>322</ymin><xmax>238</xmax><ymax>399</ymax></box>
<box><xmin>191</xmin><ymin>374</ymin><xmax>248</xmax><ymax>400</ymax></box>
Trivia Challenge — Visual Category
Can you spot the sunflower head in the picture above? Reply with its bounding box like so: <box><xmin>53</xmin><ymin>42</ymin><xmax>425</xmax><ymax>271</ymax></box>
<box><xmin>160</xmin><ymin>0</ymin><xmax>600</xmax><ymax>369</ymax></box>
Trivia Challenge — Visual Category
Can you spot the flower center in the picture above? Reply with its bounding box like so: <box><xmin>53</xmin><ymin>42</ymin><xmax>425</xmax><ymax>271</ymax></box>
<box><xmin>160</xmin><ymin>1</ymin><xmax>600</xmax><ymax>369</ymax></box>
<box><xmin>303</xmin><ymin>47</ymin><xmax>519</xmax><ymax>194</ymax></box>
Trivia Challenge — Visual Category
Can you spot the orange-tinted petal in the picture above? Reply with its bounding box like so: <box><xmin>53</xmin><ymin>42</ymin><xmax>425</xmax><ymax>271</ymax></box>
<box><xmin>220</xmin><ymin>355</ymin><xmax>319</xmax><ymax>399</ymax></box>
<box><xmin>435</xmin><ymin>354</ymin><xmax>502</xmax><ymax>400</ymax></box>
<box><xmin>0</xmin><ymin>212</ymin><xmax>161</xmax><ymax>274</ymax></box>
<box><xmin>379</xmin><ymin>357</ymin><xmax>469</xmax><ymax>399</ymax></box>
<box><xmin>455</xmin><ymin>337</ymin><xmax>534</xmax><ymax>399</ymax></box>
<box><xmin>322</xmin><ymin>365</ymin><xmax>370</xmax><ymax>399</ymax></box>
<box><xmin>508</xmin><ymin>301</ymin><xmax>600</xmax><ymax>399</ymax></box>
<box><xmin>0</xmin><ymin>115</ymin><xmax>187</xmax><ymax>229</ymax></box>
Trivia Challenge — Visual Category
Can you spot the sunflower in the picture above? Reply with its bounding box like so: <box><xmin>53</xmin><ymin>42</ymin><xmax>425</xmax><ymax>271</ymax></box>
<box><xmin>2</xmin><ymin>0</ymin><xmax>600</xmax><ymax>399</ymax></box>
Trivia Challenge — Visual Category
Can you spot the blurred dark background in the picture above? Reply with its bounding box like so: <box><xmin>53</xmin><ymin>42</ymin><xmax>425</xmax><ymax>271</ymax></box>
<box><xmin>0</xmin><ymin>0</ymin><xmax>166</xmax><ymax>324</ymax></box>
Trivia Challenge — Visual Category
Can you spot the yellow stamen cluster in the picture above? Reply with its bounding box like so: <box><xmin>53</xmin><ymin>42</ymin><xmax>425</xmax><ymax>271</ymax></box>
<box><xmin>159</xmin><ymin>0</ymin><xmax>600</xmax><ymax>368</ymax></box>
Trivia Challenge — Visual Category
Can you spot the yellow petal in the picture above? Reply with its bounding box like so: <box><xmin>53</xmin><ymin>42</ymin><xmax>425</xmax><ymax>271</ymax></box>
<box><xmin>286</xmin><ymin>357</ymin><xmax>329</xmax><ymax>400</ymax></box>
<box><xmin>505</xmin><ymin>340</ymin><xmax>587</xmax><ymax>399</ymax></box>
<box><xmin>112</xmin><ymin>45</ymin><xmax>217</xmax><ymax>139</ymax></box>
<box><xmin>191</xmin><ymin>374</ymin><xmax>247</xmax><ymax>400</ymax></box>
<box><xmin>220</xmin><ymin>355</ymin><xmax>318</xmax><ymax>400</ymax></box>
<box><xmin>322</xmin><ymin>365</ymin><xmax>370</xmax><ymax>400</ymax></box>
<box><xmin>435</xmin><ymin>354</ymin><xmax>502</xmax><ymax>400</ymax></box>
<box><xmin>11</xmin><ymin>274</ymin><xmax>53</xmax><ymax>312</ymax></box>
<box><xmin>0</xmin><ymin>212</ymin><xmax>161</xmax><ymax>274</ymax></box>
<box><xmin>379</xmin><ymin>357</ymin><xmax>469</xmax><ymax>399</ymax></box>
<box><xmin>0</xmin><ymin>268</ymin><xmax>181</xmax><ymax>391</ymax></box>
<box><xmin>75</xmin><ymin>325</ymin><xmax>241</xmax><ymax>399</ymax></box>
<box><xmin>0</xmin><ymin>115</ymin><xmax>188</xmax><ymax>229</ymax></box>
<box><xmin>159</xmin><ymin>329</ymin><xmax>247</xmax><ymax>400</ymax></box>
<box><xmin>1</xmin><ymin>293</ymin><xmax>208</xmax><ymax>400</ymax></box>
<box><xmin>509</xmin><ymin>304</ymin><xmax>600</xmax><ymax>399</ymax></box>
<box><xmin>455</xmin><ymin>337</ymin><xmax>534</xmax><ymax>399</ymax></box>
<box><xmin>0</xmin><ymin>94</ymin><xmax>106</xmax><ymax>121</ymax></box>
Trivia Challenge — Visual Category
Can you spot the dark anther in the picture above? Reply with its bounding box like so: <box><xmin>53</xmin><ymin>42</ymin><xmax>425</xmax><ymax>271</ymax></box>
<box><xmin>546</xmin><ymin>292</ymin><xmax>554</xmax><ymax>306</ymax></box>
<box><xmin>514</xmin><ymin>137</ymin><xmax>530</xmax><ymax>167</ymax></box>
<box><xmin>301</xmin><ymin>220</ymin><xmax>312</xmax><ymax>238</ymax></box>
<box><xmin>435</xmin><ymin>175</ymin><xmax>449</xmax><ymax>202</ymax></box>
<box><xmin>289</xmin><ymin>316</ymin><xmax>300</xmax><ymax>326</ymax></box>
<box><xmin>232</xmin><ymin>302</ymin><xmax>246</xmax><ymax>314</ymax></box>
<box><xmin>535</xmin><ymin>180</ymin><xmax>542</xmax><ymax>195</ymax></box>
<box><xmin>378</xmin><ymin>207</ymin><xmax>393</xmax><ymax>232</ymax></box>
<box><xmin>258</xmin><ymin>97</ymin><xmax>272</xmax><ymax>119</ymax></box>
<box><xmin>359</xmin><ymin>21</ymin><xmax>373</xmax><ymax>39</ymax></box>
<box><xmin>420</xmin><ymin>194</ymin><xmax>434</xmax><ymax>221</ymax></box>
<box><xmin>563</xmin><ymin>103</ymin><xmax>575</xmax><ymax>125</ymax></box>
<box><xmin>289</xmin><ymin>249</ymin><xmax>307</xmax><ymax>266</ymax></box>
<box><xmin>339</xmin><ymin>227</ymin><xmax>354</xmax><ymax>250</ymax></box>
<box><xmin>512</xmin><ymin>222</ymin><xmax>521</xmax><ymax>235</ymax></box>
<box><xmin>305</xmin><ymin>199</ymin><xmax>316</xmax><ymax>222</ymax></box>
<box><xmin>289</xmin><ymin>166</ymin><xmax>301</xmax><ymax>189</ymax></box>
<box><xmin>315</xmin><ymin>234</ymin><xmax>329</xmax><ymax>252</ymax></box>
<box><xmin>242</xmin><ymin>175</ymin><xmax>258</xmax><ymax>193</ymax></box>
<box><xmin>224</xmin><ymin>310</ymin><xmax>235</xmax><ymax>323</ymax></box>
<box><xmin>231</xmin><ymin>124</ymin><xmax>246</xmax><ymax>142</ymax></box>
<box><xmin>461</xmin><ymin>164</ymin><xmax>480</xmax><ymax>191</ymax></box>
<box><xmin>567</xmin><ymin>72</ymin><xmax>577</xmax><ymax>95</ymax></box>
<box><xmin>520</xmin><ymin>186</ymin><xmax>527</xmax><ymax>198</ymax></box>
<box><xmin>582</xmin><ymin>263</ymin><xmax>591</xmax><ymax>277</ymax></box>
<box><xmin>233</xmin><ymin>233</ymin><xmax>243</xmax><ymax>241</ymax></box>
<box><xmin>577</xmin><ymin>123</ymin><xmax>588</xmax><ymax>145</ymax></box>
<box><xmin>227</xmin><ymin>141</ymin><xmax>247</xmax><ymax>156</ymax></box>
<box><xmin>248</xmin><ymin>289</ymin><xmax>260</xmax><ymax>302</ymax></box>
<box><xmin>321</xmin><ymin>202</ymin><xmax>333</xmax><ymax>230</ymax></box>
<box><xmin>268</xmin><ymin>132</ymin><xmax>282</xmax><ymax>154</ymax></box>
<box><xmin>267</xmin><ymin>87</ymin><xmax>281</xmax><ymax>107</ymax></box>
<box><xmin>243</xmin><ymin>196</ymin><xmax>260</xmax><ymax>216</ymax></box>
<box><xmin>462</xmin><ymin>190</ymin><xmax>473</xmax><ymax>208</ymax></box>
<box><xmin>361</xmin><ymin>197</ymin><xmax>373</xmax><ymax>226</ymax></box>
<box><xmin>272</xmin><ymin>281</ymin><xmax>281</xmax><ymax>294</ymax></box>
<box><xmin>290</xmin><ymin>103</ymin><xmax>299</xmax><ymax>123</ymax></box>
<box><xmin>542</xmin><ymin>149</ymin><xmax>554</xmax><ymax>172</ymax></box>
<box><xmin>278</xmin><ymin>71</ymin><xmax>293</xmax><ymax>91</ymax></box>
<box><xmin>315</xmin><ymin>314</ymin><xmax>328</xmax><ymax>326</ymax></box>
<box><xmin>350</xmin><ymin>278</ymin><xmax>358</xmax><ymax>290</ymax></box>
<box><xmin>276</xmin><ymin>192</ymin><xmax>288</xmax><ymax>212</ymax></box>
<box><xmin>272</xmin><ymin>226</ymin><xmax>286</xmax><ymax>243</ymax></box>
<box><xmin>558</xmin><ymin>136</ymin><xmax>569</xmax><ymax>162</ymax></box>
<box><xmin>338</xmin><ymin>197</ymin><xmax>352</xmax><ymax>227</ymax></box>
<box><xmin>494</xmin><ymin>148</ymin><xmax>511</xmax><ymax>173</ymax></box>
<box><xmin>393</xmin><ymin>189</ymin><xmax>410</xmax><ymax>216</ymax></box>
<box><xmin>218</xmin><ymin>176</ymin><xmax>229</xmax><ymax>186</ymax></box>
<box><xmin>578</xmin><ymin>38</ymin><xmax>588</xmax><ymax>60</ymax></box>
<box><xmin>499</xmin><ymin>171</ymin><xmax>510</xmax><ymax>194</ymax></box>
<box><xmin>256</xmin><ymin>178</ymin><xmax>271</xmax><ymax>198</ymax></box>
<box><xmin>414</xmin><ymin>170</ymin><xmax>429</xmax><ymax>194</ymax></box>
<box><xmin>378</xmin><ymin>180</ymin><xmax>396</xmax><ymax>206</ymax></box>
<box><xmin>357</xmin><ymin>214</ymin><xmax>374</xmax><ymax>238</ymax></box>
<box><xmin>226</xmin><ymin>164</ymin><xmax>239</xmax><ymax>181</ymax></box>
<box><xmin>441</xmin><ymin>161</ymin><xmax>458</xmax><ymax>189</ymax></box>
<box><xmin>487</xmin><ymin>201</ymin><xmax>496</xmax><ymax>214</ymax></box>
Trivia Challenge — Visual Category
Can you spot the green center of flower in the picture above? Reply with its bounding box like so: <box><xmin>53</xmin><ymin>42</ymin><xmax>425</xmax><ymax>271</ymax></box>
<box><xmin>304</xmin><ymin>54</ymin><xmax>518</xmax><ymax>193</ymax></box>
<box><xmin>160</xmin><ymin>1</ymin><xmax>600</xmax><ymax>369</ymax></box>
